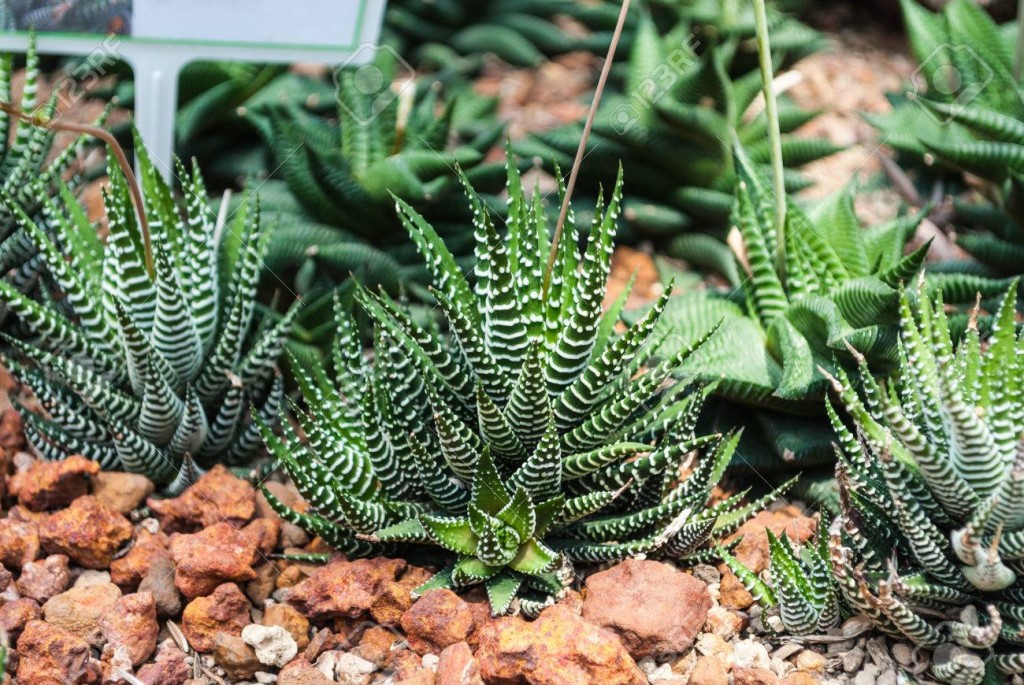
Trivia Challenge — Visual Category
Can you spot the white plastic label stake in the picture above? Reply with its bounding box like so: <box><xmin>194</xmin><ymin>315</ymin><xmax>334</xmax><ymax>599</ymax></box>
<box><xmin>0</xmin><ymin>0</ymin><xmax>387</xmax><ymax>178</ymax></box>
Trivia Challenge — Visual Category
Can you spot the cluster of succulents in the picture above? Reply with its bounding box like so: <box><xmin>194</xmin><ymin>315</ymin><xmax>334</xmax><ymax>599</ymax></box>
<box><xmin>823</xmin><ymin>283</ymin><xmax>1024</xmax><ymax>684</ymax></box>
<box><xmin>250</xmin><ymin>62</ymin><xmax>505</xmax><ymax>297</ymax></box>
<box><xmin>871</xmin><ymin>0</ymin><xmax>1024</xmax><ymax>280</ymax></box>
<box><xmin>737</xmin><ymin>282</ymin><xmax>1024</xmax><ymax>684</ymax></box>
<box><xmin>0</xmin><ymin>145</ymin><xmax>292</xmax><ymax>493</ymax></box>
<box><xmin>260</xmin><ymin>153</ymin><xmax>794</xmax><ymax>614</ymax></box>
<box><xmin>517</xmin><ymin>6</ymin><xmax>831</xmax><ymax>243</ymax></box>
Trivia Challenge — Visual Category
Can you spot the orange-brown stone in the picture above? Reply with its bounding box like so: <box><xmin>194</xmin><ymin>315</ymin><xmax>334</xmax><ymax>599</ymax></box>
<box><xmin>181</xmin><ymin>582</ymin><xmax>252</xmax><ymax>652</ymax></box>
<box><xmin>38</xmin><ymin>496</ymin><xmax>133</xmax><ymax>569</ymax></box>
<box><xmin>9</xmin><ymin>455</ymin><xmax>98</xmax><ymax>512</ymax></box>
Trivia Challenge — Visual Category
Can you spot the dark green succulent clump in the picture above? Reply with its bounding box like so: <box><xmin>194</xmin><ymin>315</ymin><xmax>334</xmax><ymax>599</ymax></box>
<box><xmin>518</xmin><ymin>16</ymin><xmax>835</xmax><ymax>243</ymax></box>
<box><xmin>0</xmin><ymin>145</ymin><xmax>293</xmax><ymax>493</ymax></box>
<box><xmin>0</xmin><ymin>36</ymin><xmax>100</xmax><ymax>292</ymax></box>
<box><xmin>261</xmin><ymin>154</ymin><xmax>788</xmax><ymax>615</ymax></box>
<box><xmin>642</xmin><ymin>147</ymin><xmax>930</xmax><ymax>485</ymax></box>
<box><xmin>384</xmin><ymin>0</ymin><xmax>621</xmax><ymax>72</ymax></box>
<box><xmin>823</xmin><ymin>284</ymin><xmax>1024</xmax><ymax>685</ymax></box>
<box><xmin>871</xmin><ymin>0</ymin><xmax>1024</xmax><ymax>279</ymax></box>
<box><xmin>250</xmin><ymin>62</ymin><xmax>505</xmax><ymax>296</ymax></box>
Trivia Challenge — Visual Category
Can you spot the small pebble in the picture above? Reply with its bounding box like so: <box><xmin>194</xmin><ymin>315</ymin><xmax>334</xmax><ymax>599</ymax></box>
<box><xmin>876</xmin><ymin>669</ymin><xmax>898</xmax><ymax>685</ymax></box>
<box><xmin>890</xmin><ymin>642</ymin><xmax>913</xmax><ymax>667</ymax></box>
<box><xmin>843</xmin><ymin>647</ymin><xmax>866</xmax><ymax>673</ymax></box>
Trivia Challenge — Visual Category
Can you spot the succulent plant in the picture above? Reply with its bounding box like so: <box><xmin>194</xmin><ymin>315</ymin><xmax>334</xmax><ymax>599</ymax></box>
<box><xmin>384</xmin><ymin>0</ymin><xmax>622</xmax><ymax>72</ymax></box>
<box><xmin>518</xmin><ymin>18</ymin><xmax>835</xmax><ymax>243</ymax></box>
<box><xmin>250</xmin><ymin>64</ymin><xmax>505</xmax><ymax>297</ymax></box>
<box><xmin>636</xmin><ymin>147</ymin><xmax>928</xmax><ymax>483</ymax></box>
<box><xmin>721</xmin><ymin>514</ymin><xmax>840</xmax><ymax>635</ymax></box>
<box><xmin>0</xmin><ymin>143</ymin><xmax>292</xmax><ymax>493</ymax></box>
<box><xmin>870</xmin><ymin>0</ymin><xmax>1024</xmax><ymax>279</ymax></box>
<box><xmin>261</xmin><ymin>154</ymin><xmax>789</xmax><ymax>615</ymax></box>
<box><xmin>0</xmin><ymin>36</ymin><xmax>99</xmax><ymax>293</ymax></box>
<box><xmin>823</xmin><ymin>282</ymin><xmax>1024</xmax><ymax>684</ymax></box>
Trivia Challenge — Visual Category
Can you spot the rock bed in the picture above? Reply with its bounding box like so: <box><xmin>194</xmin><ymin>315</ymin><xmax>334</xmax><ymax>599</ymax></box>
<box><xmin>0</xmin><ymin>406</ymin><xmax>945</xmax><ymax>685</ymax></box>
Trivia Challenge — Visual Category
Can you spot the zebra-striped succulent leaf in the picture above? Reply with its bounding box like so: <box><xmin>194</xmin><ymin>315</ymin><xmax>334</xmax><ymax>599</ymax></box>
<box><xmin>1</xmin><ymin>143</ymin><xmax>291</xmax><ymax>492</ymax></box>
<box><xmin>263</xmin><ymin>153</ymin><xmax>787</xmax><ymax>615</ymax></box>
<box><xmin>826</xmin><ymin>280</ymin><xmax>1024</xmax><ymax>685</ymax></box>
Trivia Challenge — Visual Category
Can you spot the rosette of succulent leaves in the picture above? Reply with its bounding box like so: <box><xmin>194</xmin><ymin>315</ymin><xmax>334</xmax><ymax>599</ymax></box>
<box><xmin>871</xmin><ymin>0</ymin><xmax>1024</xmax><ymax>280</ymax></box>
<box><xmin>517</xmin><ymin>12</ymin><xmax>834</xmax><ymax>246</ymax></box>
<box><xmin>248</xmin><ymin>61</ymin><xmax>505</xmax><ymax>299</ymax></box>
<box><xmin>805</xmin><ymin>283</ymin><xmax>1024</xmax><ymax>685</ymax></box>
<box><xmin>645</xmin><ymin>146</ymin><xmax>1007</xmax><ymax>504</ymax></box>
<box><xmin>0</xmin><ymin>36</ymin><xmax>101</xmax><ymax>295</ymax></box>
<box><xmin>0</xmin><ymin>145</ymin><xmax>294</xmax><ymax>494</ymax></box>
<box><xmin>259</xmin><ymin>154</ymin><xmax>793</xmax><ymax>616</ymax></box>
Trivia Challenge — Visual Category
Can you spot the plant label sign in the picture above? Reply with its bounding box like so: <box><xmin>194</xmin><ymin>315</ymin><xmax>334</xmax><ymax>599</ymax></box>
<box><xmin>0</xmin><ymin>0</ymin><xmax>388</xmax><ymax>177</ymax></box>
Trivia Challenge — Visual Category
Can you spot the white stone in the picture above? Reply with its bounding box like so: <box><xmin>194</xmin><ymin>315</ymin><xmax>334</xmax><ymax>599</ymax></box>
<box><xmin>334</xmin><ymin>652</ymin><xmax>377</xmax><ymax>685</ymax></box>
<box><xmin>241</xmin><ymin>624</ymin><xmax>298</xmax><ymax>668</ymax></box>
<box><xmin>732</xmin><ymin>639</ymin><xmax>771</xmax><ymax>670</ymax></box>
<box><xmin>73</xmin><ymin>570</ymin><xmax>112</xmax><ymax>588</ymax></box>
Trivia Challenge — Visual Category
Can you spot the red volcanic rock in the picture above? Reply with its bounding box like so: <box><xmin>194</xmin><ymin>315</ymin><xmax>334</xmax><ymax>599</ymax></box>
<box><xmin>0</xmin><ymin>598</ymin><xmax>41</xmax><ymax>639</ymax></box>
<box><xmin>38</xmin><ymin>495</ymin><xmax>133</xmax><ymax>569</ymax></box>
<box><xmin>288</xmin><ymin>557</ymin><xmax>417</xmax><ymax>624</ymax></box>
<box><xmin>401</xmin><ymin>589</ymin><xmax>478</xmax><ymax>655</ymax></box>
<box><xmin>582</xmin><ymin>559</ymin><xmax>712</xmax><ymax>659</ymax></box>
<box><xmin>181</xmin><ymin>582</ymin><xmax>252</xmax><ymax>652</ymax></box>
<box><xmin>15</xmin><ymin>554</ymin><xmax>70</xmax><ymax>602</ymax></box>
<box><xmin>15</xmin><ymin>620</ymin><xmax>101</xmax><ymax>684</ymax></box>
<box><xmin>8</xmin><ymin>454</ymin><xmax>98</xmax><ymax>511</ymax></box>
<box><xmin>99</xmin><ymin>592</ymin><xmax>159</xmax><ymax>665</ymax></box>
<box><xmin>169</xmin><ymin>521</ymin><xmax>259</xmax><ymax>599</ymax></box>
<box><xmin>110</xmin><ymin>526</ymin><xmax>171</xmax><ymax>589</ymax></box>
<box><xmin>475</xmin><ymin>604</ymin><xmax>646</xmax><ymax>685</ymax></box>
<box><xmin>0</xmin><ymin>518</ymin><xmax>39</xmax><ymax>569</ymax></box>
<box><xmin>147</xmin><ymin>464</ymin><xmax>255</xmax><ymax>533</ymax></box>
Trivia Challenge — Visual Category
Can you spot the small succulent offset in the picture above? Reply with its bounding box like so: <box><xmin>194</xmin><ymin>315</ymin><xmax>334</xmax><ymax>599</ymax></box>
<box><xmin>721</xmin><ymin>514</ymin><xmax>839</xmax><ymax>636</ymax></box>
<box><xmin>825</xmin><ymin>283</ymin><xmax>1024</xmax><ymax>684</ymax></box>
<box><xmin>0</xmin><ymin>144</ymin><xmax>292</xmax><ymax>493</ymax></box>
<box><xmin>262</xmin><ymin>154</ymin><xmax>789</xmax><ymax>615</ymax></box>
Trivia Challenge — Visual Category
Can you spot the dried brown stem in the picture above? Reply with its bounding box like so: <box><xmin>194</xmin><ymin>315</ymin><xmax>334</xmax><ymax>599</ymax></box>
<box><xmin>542</xmin><ymin>0</ymin><xmax>632</xmax><ymax>296</ymax></box>
<box><xmin>0</xmin><ymin>100</ymin><xmax>153</xmax><ymax>277</ymax></box>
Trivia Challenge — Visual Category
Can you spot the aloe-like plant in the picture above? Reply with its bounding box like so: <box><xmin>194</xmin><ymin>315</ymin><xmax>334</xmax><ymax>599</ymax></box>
<box><xmin>721</xmin><ymin>514</ymin><xmax>839</xmax><ymax>635</ymax></box>
<box><xmin>0</xmin><ymin>36</ymin><xmax>99</xmax><ymax>292</ymax></box>
<box><xmin>871</xmin><ymin>0</ymin><xmax>1024</xmax><ymax>279</ymax></box>
<box><xmin>250</xmin><ymin>65</ymin><xmax>505</xmax><ymax>297</ymax></box>
<box><xmin>261</xmin><ymin>154</ymin><xmax>790</xmax><ymax>615</ymax></box>
<box><xmin>823</xmin><ymin>282</ymin><xmax>1024</xmax><ymax>684</ymax></box>
<box><xmin>518</xmin><ymin>18</ymin><xmax>835</xmax><ymax>242</ymax></box>
<box><xmin>0</xmin><ymin>143</ymin><xmax>292</xmax><ymax>493</ymax></box>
